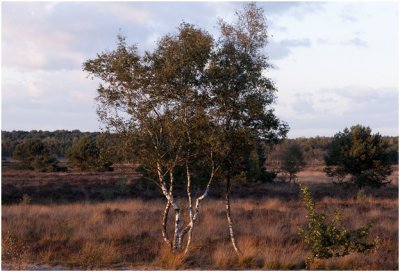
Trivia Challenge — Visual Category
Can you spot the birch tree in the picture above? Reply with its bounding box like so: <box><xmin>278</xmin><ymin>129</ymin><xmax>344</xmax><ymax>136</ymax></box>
<box><xmin>84</xmin><ymin>24</ymin><xmax>223</xmax><ymax>253</ymax></box>
<box><xmin>83</xmin><ymin>2</ymin><xmax>288</xmax><ymax>256</ymax></box>
<box><xmin>208</xmin><ymin>2</ymin><xmax>288</xmax><ymax>255</ymax></box>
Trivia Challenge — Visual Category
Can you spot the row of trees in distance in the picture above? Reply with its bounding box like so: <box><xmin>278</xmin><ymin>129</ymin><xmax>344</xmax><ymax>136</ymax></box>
<box><xmin>3</xmin><ymin>127</ymin><xmax>398</xmax><ymax>182</ymax></box>
<box><xmin>3</xmin><ymin>130</ymin><xmax>397</xmax><ymax>166</ymax></box>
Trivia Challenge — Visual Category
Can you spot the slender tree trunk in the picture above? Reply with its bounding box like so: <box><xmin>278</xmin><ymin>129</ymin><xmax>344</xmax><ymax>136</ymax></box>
<box><xmin>172</xmin><ymin>203</ymin><xmax>181</xmax><ymax>252</ymax></box>
<box><xmin>183</xmin><ymin>162</ymin><xmax>194</xmax><ymax>254</ymax></box>
<box><xmin>183</xmin><ymin>161</ymin><xmax>217</xmax><ymax>255</ymax></box>
<box><xmin>162</xmin><ymin>201</ymin><xmax>172</xmax><ymax>248</ymax></box>
<box><xmin>169</xmin><ymin>170</ymin><xmax>182</xmax><ymax>252</ymax></box>
<box><xmin>226</xmin><ymin>172</ymin><xmax>241</xmax><ymax>256</ymax></box>
<box><xmin>157</xmin><ymin>163</ymin><xmax>182</xmax><ymax>252</ymax></box>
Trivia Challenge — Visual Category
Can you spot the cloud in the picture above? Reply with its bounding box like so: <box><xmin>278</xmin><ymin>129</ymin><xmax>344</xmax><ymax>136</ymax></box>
<box><xmin>93</xmin><ymin>3</ymin><xmax>153</xmax><ymax>24</ymax></box>
<box><xmin>278</xmin><ymin>86</ymin><xmax>398</xmax><ymax>137</ymax></box>
<box><xmin>1</xmin><ymin>2</ymin><xmax>327</xmax><ymax>72</ymax></box>
<box><xmin>317</xmin><ymin>37</ymin><xmax>368</xmax><ymax>48</ymax></box>
<box><xmin>280</xmin><ymin>39</ymin><xmax>311</xmax><ymax>47</ymax></box>
<box><xmin>2</xmin><ymin>2</ymin><xmax>233</xmax><ymax>72</ymax></box>
<box><xmin>2</xmin><ymin>68</ymin><xmax>100</xmax><ymax>131</ymax></box>
<box><xmin>340</xmin><ymin>7</ymin><xmax>357</xmax><ymax>22</ymax></box>
<box><xmin>267</xmin><ymin>38</ymin><xmax>311</xmax><ymax>60</ymax></box>
<box><xmin>341</xmin><ymin>38</ymin><xmax>368</xmax><ymax>47</ymax></box>
<box><xmin>292</xmin><ymin>94</ymin><xmax>315</xmax><ymax>114</ymax></box>
<box><xmin>261</xmin><ymin>2</ymin><xmax>325</xmax><ymax>18</ymax></box>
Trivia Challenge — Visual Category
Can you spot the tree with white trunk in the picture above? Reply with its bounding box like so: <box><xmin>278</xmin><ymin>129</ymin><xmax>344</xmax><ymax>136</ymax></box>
<box><xmin>84</xmin><ymin>2</ymin><xmax>288</xmax><ymax>255</ymax></box>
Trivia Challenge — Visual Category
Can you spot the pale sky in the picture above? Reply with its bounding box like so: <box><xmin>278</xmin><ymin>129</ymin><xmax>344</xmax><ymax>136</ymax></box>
<box><xmin>2</xmin><ymin>1</ymin><xmax>398</xmax><ymax>137</ymax></box>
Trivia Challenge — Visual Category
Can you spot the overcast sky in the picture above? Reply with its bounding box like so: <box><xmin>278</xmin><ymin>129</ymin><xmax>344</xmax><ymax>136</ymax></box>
<box><xmin>2</xmin><ymin>1</ymin><xmax>398</xmax><ymax>138</ymax></box>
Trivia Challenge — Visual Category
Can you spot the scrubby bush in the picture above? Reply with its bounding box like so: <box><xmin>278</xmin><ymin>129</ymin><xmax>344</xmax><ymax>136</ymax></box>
<box><xmin>298</xmin><ymin>184</ymin><xmax>378</xmax><ymax>268</ymax></box>
<box><xmin>67</xmin><ymin>136</ymin><xmax>112</xmax><ymax>171</ymax></box>
<box><xmin>12</xmin><ymin>139</ymin><xmax>58</xmax><ymax>171</ymax></box>
<box><xmin>324</xmin><ymin>125</ymin><xmax>393</xmax><ymax>189</ymax></box>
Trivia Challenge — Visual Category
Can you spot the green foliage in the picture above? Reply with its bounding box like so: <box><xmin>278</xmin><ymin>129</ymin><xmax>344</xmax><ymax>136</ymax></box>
<box><xmin>280</xmin><ymin>143</ymin><xmax>306</xmax><ymax>182</ymax></box>
<box><xmin>245</xmin><ymin>143</ymin><xmax>277</xmax><ymax>183</ymax></box>
<box><xmin>2</xmin><ymin>130</ymin><xmax>98</xmax><ymax>159</ymax></box>
<box><xmin>324</xmin><ymin>125</ymin><xmax>393</xmax><ymax>189</ymax></box>
<box><xmin>67</xmin><ymin>136</ymin><xmax>113</xmax><ymax>171</ymax></box>
<box><xmin>3</xmin><ymin>130</ymin><xmax>397</xmax><ymax>166</ymax></box>
<box><xmin>83</xmin><ymin>4</ymin><xmax>288</xmax><ymax>254</ymax></box>
<box><xmin>208</xmin><ymin>2</ymin><xmax>289</xmax><ymax>182</ymax></box>
<box><xmin>96</xmin><ymin>132</ymin><xmax>135</xmax><ymax>163</ymax></box>
<box><xmin>298</xmin><ymin>184</ymin><xmax>378</xmax><ymax>267</ymax></box>
<box><xmin>83</xmin><ymin>3</ymin><xmax>288</xmax><ymax>188</ymax></box>
<box><xmin>21</xmin><ymin>194</ymin><xmax>31</xmax><ymax>205</ymax></box>
<box><xmin>12</xmin><ymin>139</ymin><xmax>58</xmax><ymax>171</ymax></box>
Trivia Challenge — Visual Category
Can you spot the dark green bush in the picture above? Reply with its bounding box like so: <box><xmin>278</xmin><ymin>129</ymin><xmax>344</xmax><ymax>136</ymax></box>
<box><xmin>67</xmin><ymin>136</ymin><xmax>113</xmax><ymax>171</ymax></box>
<box><xmin>12</xmin><ymin>139</ymin><xmax>58</xmax><ymax>171</ymax></box>
<box><xmin>324</xmin><ymin>125</ymin><xmax>392</xmax><ymax>189</ymax></box>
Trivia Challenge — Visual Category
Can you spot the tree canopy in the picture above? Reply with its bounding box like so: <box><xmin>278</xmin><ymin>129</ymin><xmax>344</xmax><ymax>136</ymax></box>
<box><xmin>83</xmin><ymin>2</ymin><xmax>286</xmax><ymax>254</ymax></box>
<box><xmin>324</xmin><ymin>125</ymin><xmax>393</xmax><ymax>189</ymax></box>
<box><xmin>13</xmin><ymin>139</ymin><xmax>58</xmax><ymax>172</ymax></box>
<box><xmin>280</xmin><ymin>143</ymin><xmax>306</xmax><ymax>183</ymax></box>
<box><xmin>67</xmin><ymin>135</ymin><xmax>113</xmax><ymax>171</ymax></box>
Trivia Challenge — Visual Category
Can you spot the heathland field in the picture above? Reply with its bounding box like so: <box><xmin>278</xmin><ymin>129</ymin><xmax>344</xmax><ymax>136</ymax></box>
<box><xmin>1</xmin><ymin>165</ymin><xmax>398</xmax><ymax>270</ymax></box>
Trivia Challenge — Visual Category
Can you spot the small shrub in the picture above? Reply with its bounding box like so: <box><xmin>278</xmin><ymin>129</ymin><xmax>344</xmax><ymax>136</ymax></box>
<box><xmin>298</xmin><ymin>184</ymin><xmax>379</xmax><ymax>268</ymax></box>
<box><xmin>21</xmin><ymin>194</ymin><xmax>31</xmax><ymax>205</ymax></box>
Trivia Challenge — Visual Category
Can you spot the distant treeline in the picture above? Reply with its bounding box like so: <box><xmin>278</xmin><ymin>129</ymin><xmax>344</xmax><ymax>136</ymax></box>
<box><xmin>2</xmin><ymin>130</ymin><xmax>98</xmax><ymax>159</ymax></box>
<box><xmin>267</xmin><ymin>136</ymin><xmax>398</xmax><ymax>166</ymax></box>
<box><xmin>2</xmin><ymin>130</ymin><xmax>398</xmax><ymax>165</ymax></box>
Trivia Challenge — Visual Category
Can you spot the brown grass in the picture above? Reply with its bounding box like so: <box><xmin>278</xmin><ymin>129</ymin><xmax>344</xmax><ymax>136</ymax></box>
<box><xmin>1</xmin><ymin>166</ymin><xmax>398</xmax><ymax>270</ymax></box>
<box><xmin>2</xmin><ymin>193</ymin><xmax>398</xmax><ymax>269</ymax></box>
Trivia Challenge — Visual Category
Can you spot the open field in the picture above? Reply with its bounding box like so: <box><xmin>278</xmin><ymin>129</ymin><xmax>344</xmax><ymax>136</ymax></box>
<box><xmin>2</xmin><ymin>165</ymin><xmax>398</xmax><ymax>270</ymax></box>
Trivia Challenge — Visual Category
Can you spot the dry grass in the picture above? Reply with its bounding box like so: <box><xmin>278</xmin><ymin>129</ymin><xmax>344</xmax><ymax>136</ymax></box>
<box><xmin>2</xmin><ymin>165</ymin><xmax>398</xmax><ymax>270</ymax></box>
<box><xmin>2</xmin><ymin>190</ymin><xmax>398</xmax><ymax>270</ymax></box>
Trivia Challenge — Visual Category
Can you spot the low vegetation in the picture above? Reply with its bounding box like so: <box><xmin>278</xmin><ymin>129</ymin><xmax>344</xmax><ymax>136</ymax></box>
<box><xmin>1</xmin><ymin>2</ymin><xmax>397</xmax><ymax>270</ymax></box>
<box><xmin>2</xmin><ymin>183</ymin><xmax>397</xmax><ymax>270</ymax></box>
<box><xmin>298</xmin><ymin>185</ymin><xmax>378</xmax><ymax>268</ymax></box>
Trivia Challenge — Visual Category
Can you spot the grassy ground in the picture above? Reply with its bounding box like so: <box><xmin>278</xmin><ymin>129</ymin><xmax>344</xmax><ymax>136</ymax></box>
<box><xmin>1</xmin><ymin>166</ymin><xmax>398</xmax><ymax>270</ymax></box>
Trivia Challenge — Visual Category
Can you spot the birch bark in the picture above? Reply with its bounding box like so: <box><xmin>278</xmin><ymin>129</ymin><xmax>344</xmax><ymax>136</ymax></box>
<box><xmin>226</xmin><ymin>172</ymin><xmax>241</xmax><ymax>256</ymax></box>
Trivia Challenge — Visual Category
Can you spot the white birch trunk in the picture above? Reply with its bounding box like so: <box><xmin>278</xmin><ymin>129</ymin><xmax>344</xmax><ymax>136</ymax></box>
<box><xmin>157</xmin><ymin>162</ymin><xmax>182</xmax><ymax>252</ymax></box>
<box><xmin>182</xmin><ymin>162</ymin><xmax>194</xmax><ymax>254</ymax></box>
<box><xmin>226</xmin><ymin>173</ymin><xmax>241</xmax><ymax>256</ymax></box>
<box><xmin>162</xmin><ymin>201</ymin><xmax>172</xmax><ymax>248</ymax></box>
<box><xmin>173</xmin><ymin>203</ymin><xmax>181</xmax><ymax>252</ymax></box>
<box><xmin>183</xmin><ymin>163</ymin><xmax>217</xmax><ymax>254</ymax></box>
<box><xmin>169</xmin><ymin>169</ymin><xmax>182</xmax><ymax>252</ymax></box>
